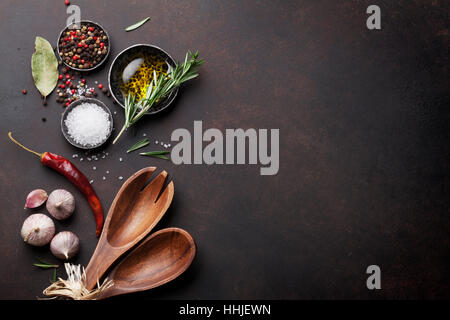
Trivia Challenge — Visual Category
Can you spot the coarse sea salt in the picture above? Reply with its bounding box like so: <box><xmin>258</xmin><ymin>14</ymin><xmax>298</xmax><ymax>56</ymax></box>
<box><xmin>65</xmin><ymin>103</ymin><xmax>111</xmax><ymax>147</ymax></box>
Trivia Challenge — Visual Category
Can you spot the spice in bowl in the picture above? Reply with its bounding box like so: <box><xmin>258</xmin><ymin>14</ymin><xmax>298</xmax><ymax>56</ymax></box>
<box><xmin>120</xmin><ymin>54</ymin><xmax>169</xmax><ymax>101</ymax></box>
<box><xmin>63</xmin><ymin>100</ymin><xmax>112</xmax><ymax>148</ymax></box>
<box><xmin>108</xmin><ymin>44</ymin><xmax>178</xmax><ymax>113</ymax></box>
<box><xmin>58</xmin><ymin>21</ymin><xmax>110</xmax><ymax>71</ymax></box>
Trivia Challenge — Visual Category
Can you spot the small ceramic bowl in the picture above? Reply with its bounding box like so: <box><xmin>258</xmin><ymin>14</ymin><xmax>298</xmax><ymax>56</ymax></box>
<box><xmin>57</xmin><ymin>20</ymin><xmax>110</xmax><ymax>72</ymax></box>
<box><xmin>108</xmin><ymin>44</ymin><xmax>178</xmax><ymax>115</ymax></box>
<box><xmin>61</xmin><ymin>98</ymin><xmax>113</xmax><ymax>149</ymax></box>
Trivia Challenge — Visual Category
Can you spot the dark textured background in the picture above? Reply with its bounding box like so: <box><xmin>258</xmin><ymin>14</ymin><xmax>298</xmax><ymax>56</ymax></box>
<box><xmin>0</xmin><ymin>0</ymin><xmax>449</xmax><ymax>299</ymax></box>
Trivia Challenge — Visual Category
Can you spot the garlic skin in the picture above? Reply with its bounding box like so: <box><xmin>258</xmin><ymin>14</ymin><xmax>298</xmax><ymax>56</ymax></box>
<box><xmin>50</xmin><ymin>231</ymin><xmax>80</xmax><ymax>260</ymax></box>
<box><xmin>21</xmin><ymin>214</ymin><xmax>55</xmax><ymax>246</ymax></box>
<box><xmin>46</xmin><ymin>189</ymin><xmax>75</xmax><ymax>220</ymax></box>
<box><xmin>25</xmin><ymin>189</ymin><xmax>48</xmax><ymax>209</ymax></box>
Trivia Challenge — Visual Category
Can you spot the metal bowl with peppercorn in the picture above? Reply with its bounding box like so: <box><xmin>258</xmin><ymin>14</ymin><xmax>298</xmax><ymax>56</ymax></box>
<box><xmin>57</xmin><ymin>20</ymin><xmax>110</xmax><ymax>72</ymax></box>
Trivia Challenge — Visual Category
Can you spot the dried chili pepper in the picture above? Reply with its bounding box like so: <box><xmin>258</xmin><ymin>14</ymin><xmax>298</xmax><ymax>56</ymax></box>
<box><xmin>8</xmin><ymin>132</ymin><xmax>103</xmax><ymax>236</ymax></box>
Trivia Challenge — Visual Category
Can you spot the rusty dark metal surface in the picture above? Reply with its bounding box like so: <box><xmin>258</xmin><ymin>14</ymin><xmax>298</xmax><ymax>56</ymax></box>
<box><xmin>0</xmin><ymin>0</ymin><xmax>449</xmax><ymax>299</ymax></box>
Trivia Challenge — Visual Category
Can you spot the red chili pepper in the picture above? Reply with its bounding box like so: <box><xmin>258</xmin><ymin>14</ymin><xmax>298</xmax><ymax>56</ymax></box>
<box><xmin>8</xmin><ymin>132</ymin><xmax>104</xmax><ymax>236</ymax></box>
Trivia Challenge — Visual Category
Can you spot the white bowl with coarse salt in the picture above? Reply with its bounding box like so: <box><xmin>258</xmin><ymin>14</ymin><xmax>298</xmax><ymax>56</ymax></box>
<box><xmin>62</xmin><ymin>98</ymin><xmax>113</xmax><ymax>149</ymax></box>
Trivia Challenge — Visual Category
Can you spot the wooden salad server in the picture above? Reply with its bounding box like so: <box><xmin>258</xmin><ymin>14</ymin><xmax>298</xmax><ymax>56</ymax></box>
<box><xmin>84</xmin><ymin>167</ymin><xmax>174</xmax><ymax>290</ymax></box>
<box><xmin>96</xmin><ymin>227</ymin><xmax>196</xmax><ymax>299</ymax></box>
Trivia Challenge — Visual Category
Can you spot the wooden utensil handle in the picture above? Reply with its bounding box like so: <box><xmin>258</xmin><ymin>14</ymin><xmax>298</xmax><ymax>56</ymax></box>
<box><xmin>84</xmin><ymin>244</ymin><xmax>120</xmax><ymax>290</ymax></box>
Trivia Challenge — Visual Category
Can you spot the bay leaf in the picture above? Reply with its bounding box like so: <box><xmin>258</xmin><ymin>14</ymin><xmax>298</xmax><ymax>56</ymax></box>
<box><xmin>31</xmin><ymin>36</ymin><xmax>58</xmax><ymax>99</ymax></box>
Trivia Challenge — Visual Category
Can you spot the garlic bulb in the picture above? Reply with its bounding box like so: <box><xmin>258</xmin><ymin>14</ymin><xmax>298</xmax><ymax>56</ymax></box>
<box><xmin>21</xmin><ymin>214</ymin><xmax>55</xmax><ymax>246</ymax></box>
<box><xmin>50</xmin><ymin>231</ymin><xmax>80</xmax><ymax>260</ymax></box>
<box><xmin>46</xmin><ymin>189</ymin><xmax>75</xmax><ymax>220</ymax></box>
<box><xmin>25</xmin><ymin>189</ymin><xmax>48</xmax><ymax>209</ymax></box>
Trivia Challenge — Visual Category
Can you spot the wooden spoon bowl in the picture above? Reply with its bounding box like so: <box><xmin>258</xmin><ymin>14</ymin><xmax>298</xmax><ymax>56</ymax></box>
<box><xmin>97</xmin><ymin>228</ymin><xmax>196</xmax><ymax>299</ymax></box>
<box><xmin>84</xmin><ymin>167</ymin><xmax>174</xmax><ymax>290</ymax></box>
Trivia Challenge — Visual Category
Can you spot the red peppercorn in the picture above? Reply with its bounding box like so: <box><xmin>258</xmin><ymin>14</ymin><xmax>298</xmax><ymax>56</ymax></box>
<box><xmin>72</xmin><ymin>55</ymin><xmax>78</xmax><ymax>61</ymax></box>
<box><xmin>81</xmin><ymin>78</ymin><xmax>86</xmax><ymax>83</ymax></box>
<box><xmin>70</xmin><ymin>31</ymin><xmax>76</xmax><ymax>36</ymax></box>
<box><xmin>66</xmin><ymin>80</ymin><xmax>71</xmax><ymax>86</ymax></box>
<box><xmin>84</xmin><ymin>44</ymin><xmax>89</xmax><ymax>49</ymax></box>
<box><xmin>65</xmin><ymin>74</ymin><xmax>71</xmax><ymax>79</ymax></box>
<box><xmin>81</xmin><ymin>59</ymin><xmax>85</xmax><ymax>64</ymax></box>
<box><xmin>65</xmin><ymin>102</ymin><xmax>70</xmax><ymax>107</ymax></box>
<box><xmin>80</xmin><ymin>35</ymin><xmax>85</xmax><ymax>40</ymax></box>
<box><xmin>59</xmin><ymin>74</ymin><xmax>63</xmax><ymax>80</ymax></box>
<box><xmin>71</xmin><ymin>76</ymin><xmax>75</xmax><ymax>80</ymax></box>
<box><xmin>77</xmin><ymin>43</ymin><xmax>83</xmax><ymax>48</ymax></box>
<box><xmin>65</xmin><ymin>0</ymin><xmax>70</xmax><ymax>5</ymax></box>
<box><xmin>88</xmin><ymin>27</ymin><xmax>94</xmax><ymax>32</ymax></box>
<box><xmin>98</xmin><ymin>84</ymin><xmax>103</xmax><ymax>89</ymax></box>
<box><xmin>90</xmin><ymin>88</ymin><xmax>95</xmax><ymax>93</ymax></box>
<box><xmin>60</xmin><ymin>84</ymin><xmax>66</xmax><ymax>89</ymax></box>
<box><xmin>22</xmin><ymin>89</ymin><xmax>27</xmax><ymax>94</ymax></box>
<box><xmin>71</xmin><ymin>89</ymin><xmax>76</xmax><ymax>94</ymax></box>
<box><xmin>100</xmin><ymin>42</ymin><xmax>105</xmax><ymax>48</ymax></box>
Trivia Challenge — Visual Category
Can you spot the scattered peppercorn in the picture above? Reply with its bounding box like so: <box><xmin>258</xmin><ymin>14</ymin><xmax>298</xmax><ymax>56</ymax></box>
<box><xmin>98</xmin><ymin>84</ymin><xmax>103</xmax><ymax>89</ymax></box>
<box><xmin>64</xmin><ymin>0</ymin><xmax>70</xmax><ymax>6</ymax></box>
<box><xmin>55</xmin><ymin>69</ymin><xmax>99</xmax><ymax>107</ymax></box>
<box><xmin>22</xmin><ymin>89</ymin><xmax>27</xmax><ymax>94</ymax></box>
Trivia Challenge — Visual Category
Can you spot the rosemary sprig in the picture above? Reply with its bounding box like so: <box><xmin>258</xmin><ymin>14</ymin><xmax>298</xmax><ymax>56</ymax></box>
<box><xmin>112</xmin><ymin>50</ymin><xmax>203</xmax><ymax>144</ymax></box>
<box><xmin>127</xmin><ymin>138</ymin><xmax>150</xmax><ymax>153</ymax></box>
<box><xmin>139</xmin><ymin>151</ymin><xmax>170</xmax><ymax>160</ymax></box>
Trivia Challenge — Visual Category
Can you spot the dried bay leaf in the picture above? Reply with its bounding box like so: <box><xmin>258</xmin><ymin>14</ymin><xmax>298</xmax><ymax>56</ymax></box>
<box><xmin>31</xmin><ymin>36</ymin><xmax>58</xmax><ymax>99</ymax></box>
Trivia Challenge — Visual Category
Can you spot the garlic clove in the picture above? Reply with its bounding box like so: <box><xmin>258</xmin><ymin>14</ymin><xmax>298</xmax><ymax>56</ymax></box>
<box><xmin>50</xmin><ymin>231</ymin><xmax>80</xmax><ymax>260</ymax></box>
<box><xmin>46</xmin><ymin>189</ymin><xmax>75</xmax><ymax>220</ymax></box>
<box><xmin>24</xmin><ymin>189</ymin><xmax>48</xmax><ymax>209</ymax></box>
<box><xmin>20</xmin><ymin>213</ymin><xmax>55</xmax><ymax>246</ymax></box>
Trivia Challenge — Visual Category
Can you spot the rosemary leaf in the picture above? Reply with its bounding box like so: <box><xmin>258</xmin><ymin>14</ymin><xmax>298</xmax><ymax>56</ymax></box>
<box><xmin>139</xmin><ymin>151</ymin><xmax>170</xmax><ymax>155</ymax></box>
<box><xmin>52</xmin><ymin>268</ymin><xmax>57</xmax><ymax>283</ymax></box>
<box><xmin>152</xmin><ymin>155</ymin><xmax>170</xmax><ymax>160</ymax></box>
<box><xmin>125</xmin><ymin>17</ymin><xmax>150</xmax><ymax>31</ymax></box>
<box><xmin>127</xmin><ymin>138</ymin><xmax>150</xmax><ymax>153</ymax></box>
<box><xmin>139</xmin><ymin>151</ymin><xmax>170</xmax><ymax>160</ymax></box>
<box><xmin>33</xmin><ymin>263</ymin><xmax>59</xmax><ymax>269</ymax></box>
<box><xmin>34</xmin><ymin>258</ymin><xmax>59</xmax><ymax>269</ymax></box>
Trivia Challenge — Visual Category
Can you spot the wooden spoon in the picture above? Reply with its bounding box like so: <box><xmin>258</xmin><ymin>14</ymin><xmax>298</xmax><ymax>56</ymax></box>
<box><xmin>96</xmin><ymin>227</ymin><xmax>196</xmax><ymax>299</ymax></box>
<box><xmin>84</xmin><ymin>167</ymin><xmax>174</xmax><ymax>290</ymax></box>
